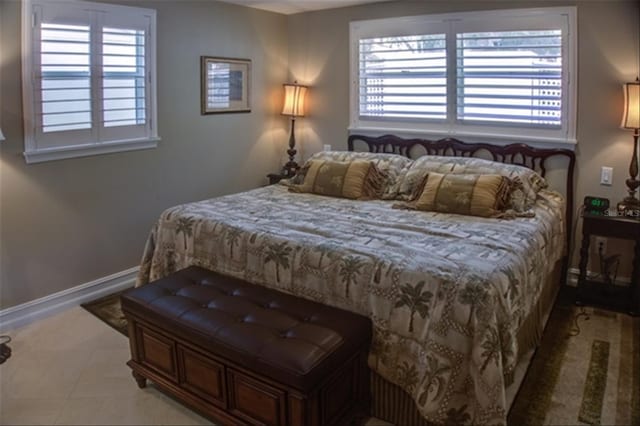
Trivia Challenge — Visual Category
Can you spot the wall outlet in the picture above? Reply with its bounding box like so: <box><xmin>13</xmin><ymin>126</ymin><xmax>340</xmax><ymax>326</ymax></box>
<box><xmin>600</xmin><ymin>166</ymin><xmax>613</xmax><ymax>185</ymax></box>
<box><xmin>595</xmin><ymin>236</ymin><xmax>607</xmax><ymax>255</ymax></box>
<box><xmin>323</xmin><ymin>144</ymin><xmax>332</xmax><ymax>152</ymax></box>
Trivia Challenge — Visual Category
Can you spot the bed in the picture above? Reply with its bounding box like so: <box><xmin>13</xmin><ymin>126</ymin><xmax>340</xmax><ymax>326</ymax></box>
<box><xmin>136</xmin><ymin>134</ymin><xmax>576</xmax><ymax>425</ymax></box>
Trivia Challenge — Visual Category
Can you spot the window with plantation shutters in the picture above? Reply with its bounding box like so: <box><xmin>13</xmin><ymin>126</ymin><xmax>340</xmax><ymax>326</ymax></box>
<box><xmin>22</xmin><ymin>0</ymin><xmax>158</xmax><ymax>163</ymax></box>
<box><xmin>350</xmin><ymin>7</ymin><xmax>577</xmax><ymax>145</ymax></box>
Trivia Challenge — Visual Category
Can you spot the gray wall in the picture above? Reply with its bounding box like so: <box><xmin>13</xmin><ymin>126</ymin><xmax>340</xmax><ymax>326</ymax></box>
<box><xmin>287</xmin><ymin>0</ymin><xmax>640</xmax><ymax>275</ymax></box>
<box><xmin>0</xmin><ymin>0</ymin><xmax>289</xmax><ymax>309</ymax></box>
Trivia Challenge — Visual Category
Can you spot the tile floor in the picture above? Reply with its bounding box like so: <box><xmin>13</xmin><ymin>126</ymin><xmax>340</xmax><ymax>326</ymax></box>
<box><xmin>0</xmin><ymin>306</ymin><xmax>388</xmax><ymax>425</ymax></box>
<box><xmin>0</xmin><ymin>307</ymin><xmax>211</xmax><ymax>425</ymax></box>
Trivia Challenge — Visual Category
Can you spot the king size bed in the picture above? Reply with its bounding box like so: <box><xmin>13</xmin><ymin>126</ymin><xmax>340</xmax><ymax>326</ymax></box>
<box><xmin>136</xmin><ymin>134</ymin><xmax>576</xmax><ymax>425</ymax></box>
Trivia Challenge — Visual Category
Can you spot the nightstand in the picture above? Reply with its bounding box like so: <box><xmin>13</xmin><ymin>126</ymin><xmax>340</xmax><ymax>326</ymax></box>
<box><xmin>576</xmin><ymin>212</ymin><xmax>640</xmax><ymax>316</ymax></box>
<box><xmin>267</xmin><ymin>173</ymin><xmax>288</xmax><ymax>185</ymax></box>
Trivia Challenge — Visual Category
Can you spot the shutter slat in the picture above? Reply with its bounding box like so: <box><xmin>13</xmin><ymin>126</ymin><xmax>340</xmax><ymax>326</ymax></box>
<box><xmin>360</xmin><ymin>93</ymin><xmax>446</xmax><ymax>98</ymax></box>
<box><xmin>461</xmin><ymin>112</ymin><xmax>561</xmax><ymax>123</ymax></box>
<box><xmin>457</xmin><ymin>44</ymin><xmax>561</xmax><ymax>50</ymax></box>
<box><xmin>360</xmin><ymin>111</ymin><xmax>445</xmax><ymax>117</ymax></box>
<box><xmin>361</xmin><ymin>56</ymin><xmax>448</xmax><ymax>63</ymax></box>
<box><xmin>359</xmin><ymin>72</ymin><xmax>447</xmax><ymax>78</ymax></box>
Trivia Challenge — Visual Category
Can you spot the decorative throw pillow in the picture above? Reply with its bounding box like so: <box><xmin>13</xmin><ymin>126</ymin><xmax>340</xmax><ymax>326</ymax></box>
<box><xmin>394</xmin><ymin>155</ymin><xmax>547</xmax><ymax>211</ymax></box>
<box><xmin>449</xmin><ymin>161</ymin><xmax>546</xmax><ymax>211</ymax></box>
<box><xmin>413</xmin><ymin>172</ymin><xmax>511</xmax><ymax>217</ymax></box>
<box><xmin>289</xmin><ymin>159</ymin><xmax>385</xmax><ymax>199</ymax></box>
<box><xmin>394</xmin><ymin>161</ymin><xmax>459</xmax><ymax>201</ymax></box>
<box><xmin>304</xmin><ymin>151</ymin><xmax>412</xmax><ymax>199</ymax></box>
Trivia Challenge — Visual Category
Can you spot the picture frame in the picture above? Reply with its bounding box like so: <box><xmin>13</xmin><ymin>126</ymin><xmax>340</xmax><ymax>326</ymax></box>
<box><xmin>201</xmin><ymin>56</ymin><xmax>251</xmax><ymax>114</ymax></box>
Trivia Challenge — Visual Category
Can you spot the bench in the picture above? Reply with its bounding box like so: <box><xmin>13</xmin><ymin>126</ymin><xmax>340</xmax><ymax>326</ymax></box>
<box><xmin>121</xmin><ymin>266</ymin><xmax>372</xmax><ymax>426</ymax></box>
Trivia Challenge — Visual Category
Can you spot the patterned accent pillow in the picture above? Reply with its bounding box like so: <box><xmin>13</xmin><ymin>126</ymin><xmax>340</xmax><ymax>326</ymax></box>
<box><xmin>413</xmin><ymin>173</ymin><xmax>512</xmax><ymax>218</ymax></box>
<box><xmin>395</xmin><ymin>155</ymin><xmax>547</xmax><ymax>211</ymax></box>
<box><xmin>449</xmin><ymin>159</ymin><xmax>547</xmax><ymax>211</ymax></box>
<box><xmin>305</xmin><ymin>151</ymin><xmax>412</xmax><ymax>199</ymax></box>
<box><xmin>289</xmin><ymin>159</ymin><xmax>385</xmax><ymax>199</ymax></box>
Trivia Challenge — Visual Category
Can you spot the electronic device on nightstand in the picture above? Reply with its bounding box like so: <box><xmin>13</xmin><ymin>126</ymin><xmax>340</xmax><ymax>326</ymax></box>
<box><xmin>583</xmin><ymin>196</ymin><xmax>610</xmax><ymax>215</ymax></box>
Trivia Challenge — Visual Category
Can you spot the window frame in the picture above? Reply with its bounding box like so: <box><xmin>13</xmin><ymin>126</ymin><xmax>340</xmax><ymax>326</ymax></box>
<box><xmin>349</xmin><ymin>7</ymin><xmax>577</xmax><ymax>146</ymax></box>
<box><xmin>21</xmin><ymin>0</ymin><xmax>159</xmax><ymax>164</ymax></box>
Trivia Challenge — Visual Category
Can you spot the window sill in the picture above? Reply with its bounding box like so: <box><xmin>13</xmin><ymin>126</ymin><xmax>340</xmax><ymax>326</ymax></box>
<box><xmin>348</xmin><ymin>126</ymin><xmax>577</xmax><ymax>150</ymax></box>
<box><xmin>24</xmin><ymin>137</ymin><xmax>160</xmax><ymax>164</ymax></box>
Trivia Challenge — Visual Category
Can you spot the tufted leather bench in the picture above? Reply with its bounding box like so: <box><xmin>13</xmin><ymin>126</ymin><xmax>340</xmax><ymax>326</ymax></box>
<box><xmin>121</xmin><ymin>266</ymin><xmax>372</xmax><ymax>426</ymax></box>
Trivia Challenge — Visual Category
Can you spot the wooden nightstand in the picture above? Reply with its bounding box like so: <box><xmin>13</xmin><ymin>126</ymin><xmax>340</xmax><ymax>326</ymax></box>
<box><xmin>576</xmin><ymin>212</ymin><xmax>640</xmax><ymax>316</ymax></box>
<box><xmin>266</xmin><ymin>173</ymin><xmax>288</xmax><ymax>185</ymax></box>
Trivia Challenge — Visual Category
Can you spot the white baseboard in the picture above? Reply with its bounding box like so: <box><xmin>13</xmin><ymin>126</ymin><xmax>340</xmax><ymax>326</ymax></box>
<box><xmin>0</xmin><ymin>266</ymin><xmax>138</xmax><ymax>332</ymax></box>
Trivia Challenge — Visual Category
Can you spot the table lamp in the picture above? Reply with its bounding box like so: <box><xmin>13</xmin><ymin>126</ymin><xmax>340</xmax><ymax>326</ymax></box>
<box><xmin>618</xmin><ymin>78</ymin><xmax>640</xmax><ymax>215</ymax></box>
<box><xmin>281</xmin><ymin>82</ymin><xmax>308</xmax><ymax>177</ymax></box>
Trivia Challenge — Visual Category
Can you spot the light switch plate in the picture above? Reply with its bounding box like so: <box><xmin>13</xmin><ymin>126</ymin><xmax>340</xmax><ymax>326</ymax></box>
<box><xmin>600</xmin><ymin>166</ymin><xmax>613</xmax><ymax>185</ymax></box>
<box><xmin>323</xmin><ymin>144</ymin><xmax>332</xmax><ymax>151</ymax></box>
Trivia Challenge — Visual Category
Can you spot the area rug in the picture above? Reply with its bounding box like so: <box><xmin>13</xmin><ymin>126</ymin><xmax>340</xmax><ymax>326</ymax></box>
<box><xmin>81</xmin><ymin>290</ymin><xmax>130</xmax><ymax>336</ymax></box>
<box><xmin>82</xmin><ymin>292</ymin><xmax>640</xmax><ymax>425</ymax></box>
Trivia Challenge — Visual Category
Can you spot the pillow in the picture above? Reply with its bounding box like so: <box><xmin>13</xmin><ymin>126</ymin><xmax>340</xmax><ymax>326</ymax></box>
<box><xmin>289</xmin><ymin>159</ymin><xmax>385</xmax><ymax>199</ymax></box>
<box><xmin>305</xmin><ymin>151</ymin><xmax>412</xmax><ymax>199</ymax></box>
<box><xmin>395</xmin><ymin>155</ymin><xmax>547</xmax><ymax>211</ymax></box>
<box><xmin>394</xmin><ymin>160</ymin><xmax>457</xmax><ymax>201</ymax></box>
<box><xmin>412</xmin><ymin>172</ymin><xmax>511</xmax><ymax>218</ymax></box>
<box><xmin>449</xmin><ymin>159</ymin><xmax>547</xmax><ymax>211</ymax></box>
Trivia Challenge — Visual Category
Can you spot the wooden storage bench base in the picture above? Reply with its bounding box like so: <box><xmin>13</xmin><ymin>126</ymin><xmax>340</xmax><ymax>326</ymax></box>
<box><xmin>122</xmin><ymin>266</ymin><xmax>372</xmax><ymax>426</ymax></box>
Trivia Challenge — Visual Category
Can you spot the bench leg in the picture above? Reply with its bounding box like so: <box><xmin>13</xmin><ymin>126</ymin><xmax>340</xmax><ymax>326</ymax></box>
<box><xmin>132</xmin><ymin>371</ymin><xmax>147</xmax><ymax>389</ymax></box>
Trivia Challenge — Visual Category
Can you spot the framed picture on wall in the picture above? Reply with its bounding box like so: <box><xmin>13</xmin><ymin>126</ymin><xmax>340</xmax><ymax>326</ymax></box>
<box><xmin>201</xmin><ymin>56</ymin><xmax>251</xmax><ymax>114</ymax></box>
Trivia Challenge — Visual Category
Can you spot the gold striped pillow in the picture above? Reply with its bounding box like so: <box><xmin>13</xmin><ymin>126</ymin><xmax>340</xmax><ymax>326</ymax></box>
<box><xmin>414</xmin><ymin>172</ymin><xmax>511</xmax><ymax>217</ymax></box>
<box><xmin>290</xmin><ymin>159</ymin><xmax>383</xmax><ymax>199</ymax></box>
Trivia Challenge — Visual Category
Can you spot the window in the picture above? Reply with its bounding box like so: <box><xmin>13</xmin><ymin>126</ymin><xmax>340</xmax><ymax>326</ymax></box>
<box><xmin>22</xmin><ymin>0</ymin><xmax>158</xmax><ymax>163</ymax></box>
<box><xmin>350</xmin><ymin>7</ymin><xmax>577</xmax><ymax>145</ymax></box>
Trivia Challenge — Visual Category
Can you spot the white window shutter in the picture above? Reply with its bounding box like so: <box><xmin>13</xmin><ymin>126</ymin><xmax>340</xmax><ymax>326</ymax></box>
<box><xmin>456</xmin><ymin>30</ymin><xmax>563</xmax><ymax>127</ymax></box>
<box><xmin>358</xmin><ymin>34</ymin><xmax>447</xmax><ymax>121</ymax></box>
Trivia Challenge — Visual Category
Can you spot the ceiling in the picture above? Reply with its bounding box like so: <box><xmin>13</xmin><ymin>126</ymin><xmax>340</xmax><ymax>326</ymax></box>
<box><xmin>219</xmin><ymin>0</ymin><xmax>389</xmax><ymax>15</ymax></box>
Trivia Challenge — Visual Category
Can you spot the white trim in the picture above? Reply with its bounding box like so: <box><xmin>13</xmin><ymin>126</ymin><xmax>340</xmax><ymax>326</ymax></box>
<box><xmin>0</xmin><ymin>266</ymin><xmax>138</xmax><ymax>332</ymax></box>
<box><xmin>24</xmin><ymin>136</ymin><xmax>159</xmax><ymax>164</ymax></box>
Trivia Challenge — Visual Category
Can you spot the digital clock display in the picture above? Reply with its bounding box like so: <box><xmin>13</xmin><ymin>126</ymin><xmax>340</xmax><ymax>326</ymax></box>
<box><xmin>584</xmin><ymin>196</ymin><xmax>610</xmax><ymax>214</ymax></box>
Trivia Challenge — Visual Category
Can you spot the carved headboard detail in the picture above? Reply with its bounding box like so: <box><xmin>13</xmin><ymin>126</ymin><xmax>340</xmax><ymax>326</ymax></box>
<box><xmin>348</xmin><ymin>134</ymin><xmax>576</xmax><ymax>275</ymax></box>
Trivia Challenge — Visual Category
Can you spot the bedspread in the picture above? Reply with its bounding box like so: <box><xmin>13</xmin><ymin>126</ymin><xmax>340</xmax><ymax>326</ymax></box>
<box><xmin>137</xmin><ymin>184</ymin><xmax>565</xmax><ymax>425</ymax></box>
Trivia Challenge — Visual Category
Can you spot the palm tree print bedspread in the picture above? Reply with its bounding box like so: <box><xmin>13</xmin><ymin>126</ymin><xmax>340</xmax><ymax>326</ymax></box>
<box><xmin>137</xmin><ymin>184</ymin><xmax>565</xmax><ymax>425</ymax></box>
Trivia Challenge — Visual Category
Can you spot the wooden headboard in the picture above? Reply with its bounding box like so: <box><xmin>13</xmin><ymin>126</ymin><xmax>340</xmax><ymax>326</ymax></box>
<box><xmin>347</xmin><ymin>133</ymin><xmax>576</xmax><ymax>262</ymax></box>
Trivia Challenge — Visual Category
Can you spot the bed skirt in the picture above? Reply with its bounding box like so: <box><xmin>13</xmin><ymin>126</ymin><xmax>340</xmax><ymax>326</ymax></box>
<box><xmin>369</xmin><ymin>259</ymin><xmax>563</xmax><ymax>426</ymax></box>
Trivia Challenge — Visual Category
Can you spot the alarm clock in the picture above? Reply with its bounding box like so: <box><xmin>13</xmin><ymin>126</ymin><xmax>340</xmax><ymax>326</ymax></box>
<box><xmin>583</xmin><ymin>196</ymin><xmax>610</xmax><ymax>215</ymax></box>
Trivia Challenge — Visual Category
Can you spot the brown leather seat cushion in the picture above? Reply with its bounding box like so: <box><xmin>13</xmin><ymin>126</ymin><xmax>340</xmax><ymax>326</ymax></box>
<box><xmin>121</xmin><ymin>266</ymin><xmax>372</xmax><ymax>392</ymax></box>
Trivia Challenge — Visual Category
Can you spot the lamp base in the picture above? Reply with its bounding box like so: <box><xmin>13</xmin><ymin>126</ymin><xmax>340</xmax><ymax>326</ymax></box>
<box><xmin>617</xmin><ymin>197</ymin><xmax>640</xmax><ymax>218</ymax></box>
<box><xmin>282</xmin><ymin>160</ymin><xmax>299</xmax><ymax>178</ymax></box>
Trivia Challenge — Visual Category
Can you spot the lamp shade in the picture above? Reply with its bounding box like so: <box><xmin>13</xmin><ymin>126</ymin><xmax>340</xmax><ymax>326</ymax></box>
<box><xmin>622</xmin><ymin>79</ymin><xmax>640</xmax><ymax>129</ymax></box>
<box><xmin>281</xmin><ymin>83</ymin><xmax>307</xmax><ymax>117</ymax></box>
